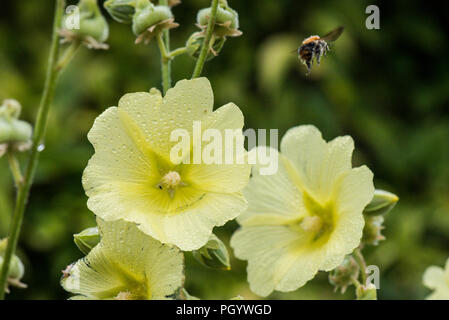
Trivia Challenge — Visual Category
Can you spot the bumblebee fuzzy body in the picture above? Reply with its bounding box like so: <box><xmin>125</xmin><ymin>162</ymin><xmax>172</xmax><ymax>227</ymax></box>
<box><xmin>298</xmin><ymin>37</ymin><xmax>330</xmax><ymax>73</ymax></box>
<box><xmin>297</xmin><ymin>27</ymin><xmax>344</xmax><ymax>74</ymax></box>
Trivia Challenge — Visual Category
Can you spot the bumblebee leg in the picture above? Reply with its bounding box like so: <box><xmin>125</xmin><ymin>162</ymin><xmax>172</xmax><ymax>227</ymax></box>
<box><xmin>317</xmin><ymin>46</ymin><xmax>324</xmax><ymax>64</ymax></box>
<box><xmin>305</xmin><ymin>59</ymin><xmax>312</xmax><ymax>74</ymax></box>
<box><xmin>324</xmin><ymin>43</ymin><xmax>330</xmax><ymax>56</ymax></box>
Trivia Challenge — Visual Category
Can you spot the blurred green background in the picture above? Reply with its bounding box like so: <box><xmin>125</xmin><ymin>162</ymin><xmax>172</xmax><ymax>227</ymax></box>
<box><xmin>1</xmin><ymin>0</ymin><xmax>449</xmax><ymax>299</ymax></box>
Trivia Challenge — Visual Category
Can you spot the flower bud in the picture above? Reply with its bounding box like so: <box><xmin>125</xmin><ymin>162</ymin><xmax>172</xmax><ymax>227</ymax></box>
<box><xmin>0</xmin><ymin>99</ymin><xmax>32</xmax><ymax>157</ymax></box>
<box><xmin>356</xmin><ymin>283</ymin><xmax>377</xmax><ymax>300</ymax></box>
<box><xmin>61</xmin><ymin>0</ymin><xmax>109</xmax><ymax>49</ymax></box>
<box><xmin>196</xmin><ymin>1</ymin><xmax>242</xmax><ymax>38</ymax></box>
<box><xmin>0</xmin><ymin>99</ymin><xmax>21</xmax><ymax>119</ymax></box>
<box><xmin>104</xmin><ymin>0</ymin><xmax>136</xmax><ymax>24</ymax></box>
<box><xmin>186</xmin><ymin>32</ymin><xmax>226</xmax><ymax>61</ymax></box>
<box><xmin>192</xmin><ymin>234</ymin><xmax>231</xmax><ymax>270</ymax></box>
<box><xmin>132</xmin><ymin>0</ymin><xmax>178</xmax><ymax>44</ymax></box>
<box><xmin>364</xmin><ymin>189</ymin><xmax>399</xmax><ymax>216</ymax></box>
<box><xmin>73</xmin><ymin>227</ymin><xmax>100</xmax><ymax>255</ymax></box>
<box><xmin>0</xmin><ymin>239</ymin><xmax>26</xmax><ymax>292</ymax></box>
<box><xmin>362</xmin><ymin>215</ymin><xmax>385</xmax><ymax>246</ymax></box>
<box><xmin>328</xmin><ymin>255</ymin><xmax>359</xmax><ymax>294</ymax></box>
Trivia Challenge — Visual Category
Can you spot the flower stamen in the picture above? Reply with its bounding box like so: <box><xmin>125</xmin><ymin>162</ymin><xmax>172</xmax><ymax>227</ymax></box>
<box><xmin>114</xmin><ymin>291</ymin><xmax>133</xmax><ymax>300</ymax></box>
<box><xmin>158</xmin><ymin>171</ymin><xmax>184</xmax><ymax>198</ymax></box>
<box><xmin>300</xmin><ymin>215</ymin><xmax>323</xmax><ymax>233</ymax></box>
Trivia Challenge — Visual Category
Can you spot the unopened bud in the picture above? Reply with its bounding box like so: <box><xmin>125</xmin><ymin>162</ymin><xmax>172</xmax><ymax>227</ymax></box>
<box><xmin>186</xmin><ymin>32</ymin><xmax>226</xmax><ymax>61</ymax></box>
<box><xmin>0</xmin><ymin>239</ymin><xmax>27</xmax><ymax>292</ymax></box>
<box><xmin>196</xmin><ymin>2</ymin><xmax>242</xmax><ymax>38</ymax></box>
<box><xmin>0</xmin><ymin>99</ymin><xmax>32</xmax><ymax>157</ymax></box>
<box><xmin>74</xmin><ymin>227</ymin><xmax>100</xmax><ymax>255</ymax></box>
<box><xmin>132</xmin><ymin>0</ymin><xmax>178</xmax><ymax>44</ymax></box>
<box><xmin>364</xmin><ymin>189</ymin><xmax>398</xmax><ymax>216</ymax></box>
<box><xmin>61</xmin><ymin>0</ymin><xmax>109</xmax><ymax>49</ymax></box>
<box><xmin>356</xmin><ymin>283</ymin><xmax>377</xmax><ymax>300</ymax></box>
<box><xmin>192</xmin><ymin>234</ymin><xmax>231</xmax><ymax>270</ymax></box>
<box><xmin>363</xmin><ymin>215</ymin><xmax>385</xmax><ymax>246</ymax></box>
<box><xmin>0</xmin><ymin>99</ymin><xmax>22</xmax><ymax>119</ymax></box>
<box><xmin>104</xmin><ymin>0</ymin><xmax>136</xmax><ymax>24</ymax></box>
<box><xmin>328</xmin><ymin>255</ymin><xmax>359</xmax><ymax>294</ymax></box>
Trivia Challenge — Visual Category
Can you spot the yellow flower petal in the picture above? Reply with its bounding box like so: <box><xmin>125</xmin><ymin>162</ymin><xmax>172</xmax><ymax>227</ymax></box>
<box><xmin>423</xmin><ymin>259</ymin><xmax>449</xmax><ymax>300</ymax></box>
<box><xmin>231</xmin><ymin>225</ymin><xmax>306</xmax><ymax>297</ymax></box>
<box><xmin>148</xmin><ymin>78</ymin><xmax>213</xmax><ymax>159</ymax></box>
<box><xmin>125</xmin><ymin>192</ymin><xmax>247</xmax><ymax>251</ymax></box>
<box><xmin>280</xmin><ymin>125</ymin><xmax>354</xmax><ymax>202</ymax></box>
<box><xmin>423</xmin><ymin>266</ymin><xmax>445</xmax><ymax>289</ymax></box>
<box><xmin>237</xmin><ymin>147</ymin><xmax>304</xmax><ymax>226</ymax></box>
<box><xmin>322</xmin><ymin>166</ymin><xmax>374</xmax><ymax>270</ymax></box>
<box><xmin>62</xmin><ymin>219</ymin><xmax>184</xmax><ymax>300</ymax></box>
<box><xmin>182</xmin><ymin>103</ymin><xmax>251</xmax><ymax>193</ymax></box>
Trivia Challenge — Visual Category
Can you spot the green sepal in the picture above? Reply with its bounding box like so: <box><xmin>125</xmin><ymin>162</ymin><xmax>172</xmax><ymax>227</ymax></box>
<box><xmin>73</xmin><ymin>227</ymin><xmax>100</xmax><ymax>255</ymax></box>
<box><xmin>104</xmin><ymin>0</ymin><xmax>136</xmax><ymax>24</ymax></box>
<box><xmin>363</xmin><ymin>189</ymin><xmax>398</xmax><ymax>216</ymax></box>
<box><xmin>192</xmin><ymin>233</ymin><xmax>231</xmax><ymax>270</ymax></box>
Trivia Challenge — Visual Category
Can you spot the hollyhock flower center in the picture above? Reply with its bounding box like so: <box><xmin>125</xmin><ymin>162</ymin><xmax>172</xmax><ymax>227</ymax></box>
<box><xmin>158</xmin><ymin>170</ymin><xmax>184</xmax><ymax>198</ymax></box>
<box><xmin>298</xmin><ymin>192</ymin><xmax>334</xmax><ymax>241</ymax></box>
<box><xmin>114</xmin><ymin>291</ymin><xmax>133</xmax><ymax>300</ymax></box>
<box><xmin>113</xmin><ymin>287</ymin><xmax>147</xmax><ymax>300</ymax></box>
<box><xmin>300</xmin><ymin>216</ymin><xmax>323</xmax><ymax>233</ymax></box>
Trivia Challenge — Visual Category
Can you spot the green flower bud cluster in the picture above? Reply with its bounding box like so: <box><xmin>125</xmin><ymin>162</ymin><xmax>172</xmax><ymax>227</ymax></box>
<box><xmin>61</xmin><ymin>0</ymin><xmax>109</xmax><ymax>49</ymax></box>
<box><xmin>131</xmin><ymin>0</ymin><xmax>178</xmax><ymax>44</ymax></box>
<box><xmin>328</xmin><ymin>255</ymin><xmax>359</xmax><ymax>294</ymax></box>
<box><xmin>363</xmin><ymin>215</ymin><xmax>385</xmax><ymax>246</ymax></box>
<box><xmin>0</xmin><ymin>99</ymin><xmax>32</xmax><ymax>158</ymax></box>
<box><xmin>192</xmin><ymin>234</ymin><xmax>231</xmax><ymax>270</ymax></box>
<box><xmin>73</xmin><ymin>227</ymin><xmax>100</xmax><ymax>255</ymax></box>
<box><xmin>186</xmin><ymin>0</ymin><xmax>240</xmax><ymax>61</ymax></box>
<box><xmin>186</xmin><ymin>32</ymin><xmax>226</xmax><ymax>61</ymax></box>
<box><xmin>0</xmin><ymin>239</ymin><xmax>27</xmax><ymax>293</ymax></box>
<box><xmin>362</xmin><ymin>189</ymin><xmax>398</xmax><ymax>246</ymax></box>
<box><xmin>196</xmin><ymin>0</ymin><xmax>242</xmax><ymax>38</ymax></box>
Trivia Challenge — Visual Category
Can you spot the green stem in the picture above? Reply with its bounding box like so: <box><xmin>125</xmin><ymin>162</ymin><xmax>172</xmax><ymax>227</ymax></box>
<box><xmin>353</xmin><ymin>247</ymin><xmax>367</xmax><ymax>286</ymax></box>
<box><xmin>191</xmin><ymin>0</ymin><xmax>219</xmax><ymax>78</ymax></box>
<box><xmin>55</xmin><ymin>41</ymin><xmax>81</xmax><ymax>71</ymax></box>
<box><xmin>157</xmin><ymin>33</ymin><xmax>170</xmax><ymax>61</ymax></box>
<box><xmin>7</xmin><ymin>151</ymin><xmax>24</xmax><ymax>188</ymax></box>
<box><xmin>0</xmin><ymin>0</ymin><xmax>66</xmax><ymax>299</ymax></box>
<box><xmin>156</xmin><ymin>33</ymin><xmax>170</xmax><ymax>94</ymax></box>
<box><xmin>169</xmin><ymin>47</ymin><xmax>187</xmax><ymax>59</ymax></box>
<box><xmin>159</xmin><ymin>0</ymin><xmax>171</xmax><ymax>94</ymax></box>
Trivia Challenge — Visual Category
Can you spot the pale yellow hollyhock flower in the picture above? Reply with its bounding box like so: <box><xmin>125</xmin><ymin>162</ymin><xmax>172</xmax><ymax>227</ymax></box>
<box><xmin>423</xmin><ymin>258</ymin><xmax>449</xmax><ymax>300</ymax></box>
<box><xmin>83</xmin><ymin>78</ymin><xmax>250</xmax><ymax>251</ymax></box>
<box><xmin>231</xmin><ymin>125</ymin><xmax>374</xmax><ymax>297</ymax></box>
<box><xmin>61</xmin><ymin>218</ymin><xmax>184</xmax><ymax>300</ymax></box>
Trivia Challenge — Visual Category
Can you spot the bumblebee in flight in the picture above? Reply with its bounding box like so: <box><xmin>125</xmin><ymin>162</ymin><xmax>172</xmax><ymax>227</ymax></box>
<box><xmin>297</xmin><ymin>26</ymin><xmax>344</xmax><ymax>74</ymax></box>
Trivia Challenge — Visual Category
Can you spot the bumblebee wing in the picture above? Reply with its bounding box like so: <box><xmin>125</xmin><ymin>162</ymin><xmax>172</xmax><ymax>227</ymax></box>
<box><xmin>321</xmin><ymin>26</ymin><xmax>344</xmax><ymax>42</ymax></box>
<box><xmin>290</xmin><ymin>48</ymin><xmax>299</xmax><ymax>54</ymax></box>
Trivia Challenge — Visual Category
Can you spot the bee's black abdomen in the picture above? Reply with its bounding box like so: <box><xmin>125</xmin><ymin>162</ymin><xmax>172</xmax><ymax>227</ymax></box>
<box><xmin>299</xmin><ymin>42</ymin><xmax>315</xmax><ymax>61</ymax></box>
